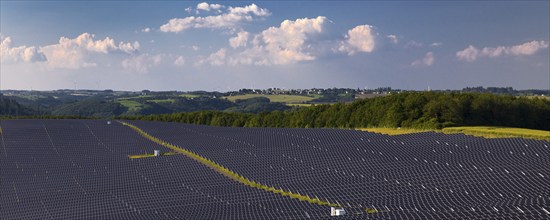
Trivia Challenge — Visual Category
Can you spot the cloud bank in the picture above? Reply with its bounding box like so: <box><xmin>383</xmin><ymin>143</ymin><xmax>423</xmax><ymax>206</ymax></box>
<box><xmin>1</xmin><ymin>35</ymin><xmax>46</xmax><ymax>63</ymax></box>
<box><xmin>39</xmin><ymin>33</ymin><xmax>140</xmax><ymax>69</ymax></box>
<box><xmin>193</xmin><ymin>16</ymin><xmax>378</xmax><ymax>66</ymax></box>
<box><xmin>456</xmin><ymin>40</ymin><xmax>549</xmax><ymax>62</ymax></box>
<box><xmin>159</xmin><ymin>3</ymin><xmax>379</xmax><ymax>66</ymax></box>
<box><xmin>228</xmin><ymin>16</ymin><xmax>328</xmax><ymax>65</ymax></box>
<box><xmin>2</xmin><ymin>33</ymin><xmax>140</xmax><ymax>70</ymax></box>
<box><xmin>160</xmin><ymin>3</ymin><xmax>270</xmax><ymax>33</ymax></box>
<box><xmin>229</xmin><ymin>31</ymin><xmax>249</xmax><ymax>48</ymax></box>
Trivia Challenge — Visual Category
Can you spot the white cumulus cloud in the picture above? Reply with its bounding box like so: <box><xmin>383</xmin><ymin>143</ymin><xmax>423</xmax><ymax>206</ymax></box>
<box><xmin>411</xmin><ymin>51</ymin><xmax>434</xmax><ymax>67</ymax></box>
<box><xmin>204</xmin><ymin>48</ymin><xmax>227</xmax><ymax>66</ymax></box>
<box><xmin>456</xmin><ymin>40</ymin><xmax>549</xmax><ymax>62</ymax></box>
<box><xmin>229</xmin><ymin>31</ymin><xmax>249</xmax><ymax>48</ymax></box>
<box><xmin>508</xmin><ymin>40</ymin><xmax>549</xmax><ymax>55</ymax></box>
<box><xmin>160</xmin><ymin>3</ymin><xmax>270</xmax><ymax>33</ymax></box>
<box><xmin>456</xmin><ymin>45</ymin><xmax>479</xmax><ymax>62</ymax></box>
<box><xmin>119</xmin><ymin>41</ymin><xmax>141</xmax><ymax>54</ymax></box>
<box><xmin>1</xmin><ymin>35</ymin><xmax>46</xmax><ymax>63</ymax></box>
<box><xmin>228</xmin><ymin>3</ymin><xmax>270</xmax><ymax>16</ymax></box>
<box><xmin>338</xmin><ymin>24</ymin><xmax>376</xmax><ymax>55</ymax></box>
<box><xmin>195</xmin><ymin>16</ymin><xmax>328</xmax><ymax>66</ymax></box>
<box><xmin>40</xmin><ymin>33</ymin><xmax>140</xmax><ymax>69</ymax></box>
<box><xmin>230</xmin><ymin>16</ymin><xmax>328</xmax><ymax>65</ymax></box>
<box><xmin>197</xmin><ymin>2</ymin><xmax>223</xmax><ymax>12</ymax></box>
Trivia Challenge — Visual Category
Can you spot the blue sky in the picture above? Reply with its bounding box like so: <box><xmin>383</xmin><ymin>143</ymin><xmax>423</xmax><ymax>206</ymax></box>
<box><xmin>1</xmin><ymin>1</ymin><xmax>549</xmax><ymax>91</ymax></box>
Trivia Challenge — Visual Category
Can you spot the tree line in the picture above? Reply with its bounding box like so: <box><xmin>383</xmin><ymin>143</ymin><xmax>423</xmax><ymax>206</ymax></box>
<box><xmin>0</xmin><ymin>94</ymin><xmax>38</xmax><ymax>116</ymax></box>
<box><xmin>117</xmin><ymin>92</ymin><xmax>550</xmax><ymax>131</ymax></box>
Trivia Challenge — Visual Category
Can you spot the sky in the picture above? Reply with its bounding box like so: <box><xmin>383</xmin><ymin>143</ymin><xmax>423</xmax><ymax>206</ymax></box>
<box><xmin>1</xmin><ymin>1</ymin><xmax>549</xmax><ymax>91</ymax></box>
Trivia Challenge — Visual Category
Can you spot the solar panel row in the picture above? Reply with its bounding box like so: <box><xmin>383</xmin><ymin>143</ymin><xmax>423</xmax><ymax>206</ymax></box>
<box><xmin>128</xmin><ymin>120</ymin><xmax>550</xmax><ymax>219</ymax></box>
<box><xmin>0</xmin><ymin>120</ymin><xmax>327</xmax><ymax>219</ymax></box>
<box><xmin>1</xmin><ymin>119</ymin><xmax>548</xmax><ymax>219</ymax></box>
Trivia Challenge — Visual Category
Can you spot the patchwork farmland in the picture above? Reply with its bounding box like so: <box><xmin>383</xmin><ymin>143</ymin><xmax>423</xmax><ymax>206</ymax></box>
<box><xmin>1</xmin><ymin>119</ymin><xmax>549</xmax><ymax>219</ymax></box>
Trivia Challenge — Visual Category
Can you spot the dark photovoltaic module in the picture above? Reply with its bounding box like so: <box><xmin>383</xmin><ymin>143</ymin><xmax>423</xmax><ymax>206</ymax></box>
<box><xmin>1</xmin><ymin>119</ymin><xmax>549</xmax><ymax>219</ymax></box>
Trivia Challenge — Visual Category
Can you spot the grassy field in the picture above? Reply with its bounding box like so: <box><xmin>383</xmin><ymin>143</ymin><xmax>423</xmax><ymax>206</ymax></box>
<box><xmin>286</xmin><ymin>103</ymin><xmax>314</xmax><ymax>107</ymax></box>
<box><xmin>526</xmin><ymin>95</ymin><xmax>550</xmax><ymax>100</ymax></box>
<box><xmin>358</xmin><ymin>127</ymin><xmax>432</xmax><ymax>135</ymax></box>
<box><xmin>117</xmin><ymin>95</ymin><xmax>152</xmax><ymax>100</ymax></box>
<box><xmin>9</xmin><ymin>94</ymin><xmax>49</xmax><ymax>100</ymax></box>
<box><xmin>128</xmin><ymin>153</ymin><xmax>156</xmax><ymax>159</ymax></box>
<box><xmin>442</xmin><ymin>126</ymin><xmax>550</xmax><ymax>141</ymax></box>
<box><xmin>128</xmin><ymin>151</ymin><xmax>180</xmax><ymax>159</ymax></box>
<box><xmin>224</xmin><ymin>94</ymin><xmax>316</xmax><ymax>103</ymax></box>
<box><xmin>359</xmin><ymin>126</ymin><xmax>550</xmax><ymax>141</ymax></box>
<box><xmin>178</xmin><ymin>94</ymin><xmax>200</xmax><ymax>98</ymax></box>
<box><xmin>117</xmin><ymin>100</ymin><xmax>144</xmax><ymax>111</ymax></box>
<box><xmin>147</xmin><ymin>99</ymin><xmax>175</xmax><ymax>103</ymax></box>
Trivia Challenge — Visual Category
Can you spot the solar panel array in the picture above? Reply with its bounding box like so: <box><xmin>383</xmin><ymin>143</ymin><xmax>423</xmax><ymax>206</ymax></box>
<box><xmin>0</xmin><ymin>119</ymin><xmax>548</xmax><ymax>219</ymax></box>
<box><xmin>0</xmin><ymin>120</ymin><xmax>325</xmax><ymax>219</ymax></box>
<box><xmin>129</xmin><ymin>120</ymin><xmax>550</xmax><ymax>219</ymax></box>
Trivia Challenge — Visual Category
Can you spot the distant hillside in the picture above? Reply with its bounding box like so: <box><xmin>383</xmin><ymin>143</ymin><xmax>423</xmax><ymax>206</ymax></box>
<box><xmin>116</xmin><ymin>96</ymin><xmax>289</xmax><ymax>115</ymax></box>
<box><xmin>0</xmin><ymin>91</ymin><xmax>294</xmax><ymax>117</ymax></box>
<box><xmin>225</xmin><ymin>97</ymin><xmax>290</xmax><ymax>113</ymax></box>
<box><xmin>4</xmin><ymin>89</ymin><xmax>550</xmax><ymax>122</ymax></box>
<box><xmin>120</xmin><ymin>92</ymin><xmax>550</xmax><ymax>131</ymax></box>
<box><xmin>52</xmin><ymin>98</ymin><xmax>127</xmax><ymax>118</ymax></box>
<box><xmin>0</xmin><ymin>94</ymin><xmax>38</xmax><ymax>116</ymax></box>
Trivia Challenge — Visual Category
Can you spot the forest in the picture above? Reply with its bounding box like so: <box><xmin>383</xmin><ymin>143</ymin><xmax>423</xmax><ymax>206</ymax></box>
<box><xmin>0</xmin><ymin>94</ymin><xmax>39</xmax><ymax>116</ymax></box>
<box><xmin>117</xmin><ymin>92</ymin><xmax>550</xmax><ymax>131</ymax></box>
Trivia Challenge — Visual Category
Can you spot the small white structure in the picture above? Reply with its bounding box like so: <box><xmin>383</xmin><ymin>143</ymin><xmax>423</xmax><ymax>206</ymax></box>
<box><xmin>107</xmin><ymin>121</ymin><xmax>111</xmax><ymax>125</ymax></box>
<box><xmin>153</xmin><ymin>150</ymin><xmax>160</xmax><ymax>157</ymax></box>
<box><xmin>330</xmin><ymin>207</ymin><xmax>345</xmax><ymax>216</ymax></box>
